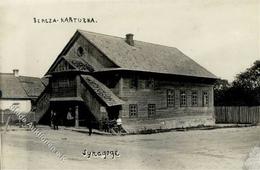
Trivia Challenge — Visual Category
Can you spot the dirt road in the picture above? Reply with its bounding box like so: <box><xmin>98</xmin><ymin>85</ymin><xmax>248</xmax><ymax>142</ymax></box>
<box><xmin>1</xmin><ymin>126</ymin><xmax>260</xmax><ymax>170</ymax></box>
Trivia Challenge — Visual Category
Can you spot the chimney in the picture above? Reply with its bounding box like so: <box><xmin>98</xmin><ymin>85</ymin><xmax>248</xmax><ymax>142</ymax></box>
<box><xmin>13</xmin><ymin>69</ymin><xmax>19</xmax><ymax>77</ymax></box>
<box><xmin>125</xmin><ymin>33</ymin><xmax>134</xmax><ymax>46</ymax></box>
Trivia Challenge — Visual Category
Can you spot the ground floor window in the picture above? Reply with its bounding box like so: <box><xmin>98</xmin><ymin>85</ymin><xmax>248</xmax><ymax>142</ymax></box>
<box><xmin>203</xmin><ymin>91</ymin><xmax>209</xmax><ymax>106</ymax></box>
<box><xmin>191</xmin><ymin>91</ymin><xmax>198</xmax><ymax>106</ymax></box>
<box><xmin>129</xmin><ymin>104</ymin><xmax>138</xmax><ymax>117</ymax></box>
<box><xmin>148</xmin><ymin>104</ymin><xmax>156</xmax><ymax>117</ymax></box>
<box><xmin>167</xmin><ymin>89</ymin><xmax>175</xmax><ymax>107</ymax></box>
<box><xmin>180</xmin><ymin>91</ymin><xmax>187</xmax><ymax>107</ymax></box>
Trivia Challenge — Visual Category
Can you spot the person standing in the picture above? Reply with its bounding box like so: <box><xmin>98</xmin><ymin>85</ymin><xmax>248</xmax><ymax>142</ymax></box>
<box><xmin>103</xmin><ymin>118</ymin><xmax>109</xmax><ymax>132</ymax></box>
<box><xmin>116</xmin><ymin>117</ymin><xmax>122</xmax><ymax>133</ymax></box>
<box><xmin>52</xmin><ymin>112</ymin><xmax>58</xmax><ymax>130</ymax></box>
<box><xmin>66</xmin><ymin>108</ymin><xmax>74</xmax><ymax>126</ymax></box>
<box><xmin>50</xmin><ymin>110</ymin><xmax>54</xmax><ymax>128</ymax></box>
<box><xmin>86</xmin><ymin>118</ymin><xmax>93</xmax><ymax>136</ymax></box>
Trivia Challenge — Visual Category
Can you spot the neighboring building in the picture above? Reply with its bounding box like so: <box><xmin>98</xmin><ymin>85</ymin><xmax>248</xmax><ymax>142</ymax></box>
<box><xmin>0</xmin><ymin>69</ymin><xmax>46</xmax><ymax>123</ymax></box>
<box><xmin>37</xmin><ymin>30</ymin><xmax>217</xmax><ymax>133</ymax></box>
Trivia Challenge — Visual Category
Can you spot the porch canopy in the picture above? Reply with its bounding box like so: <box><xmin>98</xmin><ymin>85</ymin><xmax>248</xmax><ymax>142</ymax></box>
<box><xmin>81</xmin><ymin>75</ymin><xmax>124</xmax><ymax>107</ymax></box>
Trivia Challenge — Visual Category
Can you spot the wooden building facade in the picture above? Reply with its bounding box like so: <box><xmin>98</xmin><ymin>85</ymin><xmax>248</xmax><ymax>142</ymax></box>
<box><xmin>37</xmin><ymin>30</ymin><xmax>217</xmax><ymax>133</ymax></box>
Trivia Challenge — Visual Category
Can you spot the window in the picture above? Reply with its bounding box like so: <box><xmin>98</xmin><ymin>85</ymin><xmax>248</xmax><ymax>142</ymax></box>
<box><xmin>167</xmin><ymin>89</ymin><xmax>175</xmax><ymax>107</ymax></box>
<box><xmin>148</xmin><ymin>104</ymin><xmax>156</xmax><ymax>117</ymax></box>
<box><xmin>191</xmin><ymin>91</ymin><xmax>198</xmax><ymax>106</ymax></box>
<box><xmin>139</xmin><ymin>80</ymin><xmax>145</xmax><ymax>89</ymax></box>
<box><xmin>145</xmin><ymin>78</ymin><xmax>154</xmax><ymax>89</ymax></box>
<box><xmin>129</xmin><ymin>104</ymin><xmax>138</xmax><ymax>118</ymax></box>
<box><xmin>77</xmin><ymin>47</ymin><xmax>84</xmax><ymax>57</ymax></box>
<box><xmin>180</xmin><ymin>91</ymin><xmax>187</xmax><ymax>107</ymax></box>
<box><xmin>203</xmin><ymin>91</ymin><xmax>209</xmax><ymax>107</ymax></box>
<box><xmin>52</xmin><ymin>77</ymin><xmax>76</xmax><ymax>97</ymax></box>
<box><xmin>130</xmin><ymin>77</ymin><xmax>138</xmax><ymax>89</ymax></box>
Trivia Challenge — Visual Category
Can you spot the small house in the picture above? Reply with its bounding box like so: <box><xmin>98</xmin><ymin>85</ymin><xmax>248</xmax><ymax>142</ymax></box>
<box><xmin>0</xmin><ymin>69</ymin><xmax>46</xmax><ymax>123</ymax></box>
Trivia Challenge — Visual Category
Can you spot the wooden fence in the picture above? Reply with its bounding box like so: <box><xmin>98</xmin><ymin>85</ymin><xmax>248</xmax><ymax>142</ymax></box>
<box><xmin>215</xmin><ymin>106</ymin><xmax>260</xmax><ymax>124</ymax></box>
<box><xmin>0</xmin><ymin>110</ymin><xmax>35</xmax><ymax>125</ymax></box>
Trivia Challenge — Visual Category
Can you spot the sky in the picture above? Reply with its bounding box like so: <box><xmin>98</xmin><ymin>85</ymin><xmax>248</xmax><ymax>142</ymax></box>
<box><xmin>0</xmin><ymin>0</ymin><xmax>259</xmax><ymax>82</ymax></box>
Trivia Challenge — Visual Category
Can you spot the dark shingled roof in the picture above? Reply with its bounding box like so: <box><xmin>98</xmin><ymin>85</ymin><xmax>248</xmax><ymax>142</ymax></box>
<box><xmin>78</xmin><ymin>30</ymin><xmax>217</xmax><ymax>79</ymax></box>
<box><xmin>63</xmin><ymin>56</ymin><xmax>94</xmax><ymax>72</ymax></box>
<box><xmin>81</xmin><ymin>75</ymin><xmax>124</xmax><ymax>107</ymax></box>
<box><xmin>0</xmin><ymin>73</ymin><xmax>45</xmax><ymax>99</ymax></box>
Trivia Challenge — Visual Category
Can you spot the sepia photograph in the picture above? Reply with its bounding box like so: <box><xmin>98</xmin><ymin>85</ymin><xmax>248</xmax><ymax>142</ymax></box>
<box><xmin>0</xmin><ymin>0</ymin><xmax>259</xmax><ymax>170</ymax></box>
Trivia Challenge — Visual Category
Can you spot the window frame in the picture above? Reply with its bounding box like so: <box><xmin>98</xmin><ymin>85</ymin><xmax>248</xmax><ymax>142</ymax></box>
<box><xmin>145</xmin><ymin>77</ymin><xmax>155</xmax><ymax>89</ymax></box>
<box><xmin>180</xmin><ymin>91</ymin><xmax>187</xmax><ymax>107</ymax></box>
<box><xmin>167</xmin><ymin>89</ymin><xmax>175</xmax><ymax>107</ymax></box>
<box><xmin>202</xmin><ymin>91</ymin><xmax>209</xmax><ymax>107</ymax></box>
<box><xmin>191</xmin><ymin>91</ymin><xmax>198</xmax><ymax>106</ymax></box>
<box><xmin>130</xmin><ymin>76</ymin><xmax>138</xmax><ymax>89</ymax></box>
<box><xmin>129</xmin><ymin>104</ymin><xmax>138</xmax><ymax>118</ymax></box>
<box><xmin>77</xmin><ymin>46</ymin><xmax>84</xmax><ymax>57</ymax></box>
<box><xmin>148</xmin><ymin>104</ymin><xmax>156</xmax><ymax>117</ymax></box>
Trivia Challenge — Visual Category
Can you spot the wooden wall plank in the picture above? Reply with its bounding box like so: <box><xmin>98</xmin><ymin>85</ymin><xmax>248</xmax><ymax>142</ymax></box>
<box><xmin>215</xmin><ymin>106</ymin><xmax>260</xmax><ymax>124</ymax></box>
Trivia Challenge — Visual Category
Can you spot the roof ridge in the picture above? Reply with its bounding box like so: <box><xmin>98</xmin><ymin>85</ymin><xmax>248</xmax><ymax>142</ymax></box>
<box><xmin>0</xmin><ymin>73</ymin><xmax>13</xmax><ymax>75</ymax></box>
<box><xmin>77</xmin><ymin>29</ymin><xmax>179</xmax><ymax>50</ymax></box>
<box><xmin>19</xmin><ymin>75</ymin><xmax>41</xmax><ymax>79</ymax></box>
<box><xmin>0</xmin><ymin>72</ymin><xmax>41</xmax><ymax>79</ymax></box>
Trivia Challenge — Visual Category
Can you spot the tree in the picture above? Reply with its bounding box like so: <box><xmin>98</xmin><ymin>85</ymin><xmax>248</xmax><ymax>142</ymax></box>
<box><xmin>232</xmin><ymin>60</ymin><xmax>260</xmax><ymax>106</ymax></box>
<box><xmin>213</xmin><ymin>79</ymin><xmax>230</xmax><ymax>106</ymax></box>
<box><xmin>233</xmin><ymin>60</ymin><xmax>260</xmax><ymax>90</ymax></box>
<box><xmin>214</xmin><ymin>60</ymin><xmax>260</xmax><ymax>106</ymax></box>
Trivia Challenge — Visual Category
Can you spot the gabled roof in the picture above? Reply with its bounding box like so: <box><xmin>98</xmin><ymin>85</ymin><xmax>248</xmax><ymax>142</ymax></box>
<box><xmin>0</xmin><ymin>73</ymin><xmax>28</xmax><ymax>99</ymax></box>
<box><xmin>18</xmin><ymin>76</ymin><xmax>46</xmax><ymax>98</ymax></box>
<box><xmin>46</xmin><ymin>30</ymin><xmax>217</xmax><ymax>79</ymax></box>
<box><xmin>78</xmin><ymin>30</ymin><xmax>217</xmax><ymax>79</ymax></box>
<box><xmin>81</xmin><ymin>75</ymin><xmax>124</xmax><ymax>107</ymax></box>
<box><xmin>0</xmin><ymin>73</ymin><xmax>45</xmax><ymax>99</ymax></box>
<box><xmin>47</xmin><ymin>55</ymin><xmax>94</xmax><ymax>74</ymax></box>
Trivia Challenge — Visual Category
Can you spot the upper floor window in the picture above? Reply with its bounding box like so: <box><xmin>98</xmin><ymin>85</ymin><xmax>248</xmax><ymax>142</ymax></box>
<box><xmin>203</xmin><ymin>91</ymin><xmax>209</xmax><ymax>107</ymax></box>
<box><xmin>77</xmin><ymin>47</ymin><xmax>84</xmax><ymax>57</ymax></box>
<box><xmin>145</xmin><ymin>78</ymin><xmax>154</xmax><ymax>89</ymax></box>
<box><xmin>51</xmin><ymin>76</ymin><xmax>76</xmax><ymax>97</ymax></box>
<box><xmin>180</xmin><ymin>91</ymin><xmax>187</xmax><ymax>107</ymax></box>
<box><xmin>167</xmin><ymin>89</ymin><xmax>175</xmax><ymax>107</ymax></box>
<box><xmin>129</xmin><ymin>104</ymin><xmax>138</xmax><ymax>118</ymax></box>
<box><xmin>130</xmin><ymin>76</ymin><xmax>138</xmax><ymax>89</ymax></box>
<box><xmin>191</xmin><ymin>91</ymin><xmax>198</xmax><ymax>106</ymax></box>
<box><xmin>148</xmin><ymin>104</ymin><xmax>156</xmax><ymax>117</ymax></box>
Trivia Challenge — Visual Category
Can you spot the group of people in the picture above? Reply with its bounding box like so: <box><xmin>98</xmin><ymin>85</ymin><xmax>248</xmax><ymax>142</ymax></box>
<box><xmin>50</xmin><ymin>108</ymin><xmax>74</xmax><ymax>130</ymax></box>
<box><xmin>102</xmin><ymin>118</ymin><xmax>122</xmax><ymax>133</ymax></box>
<box><xmin>50</xmin><ymin>108</ymin><xmax>123</xmax><ymax>135</ymax></box>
